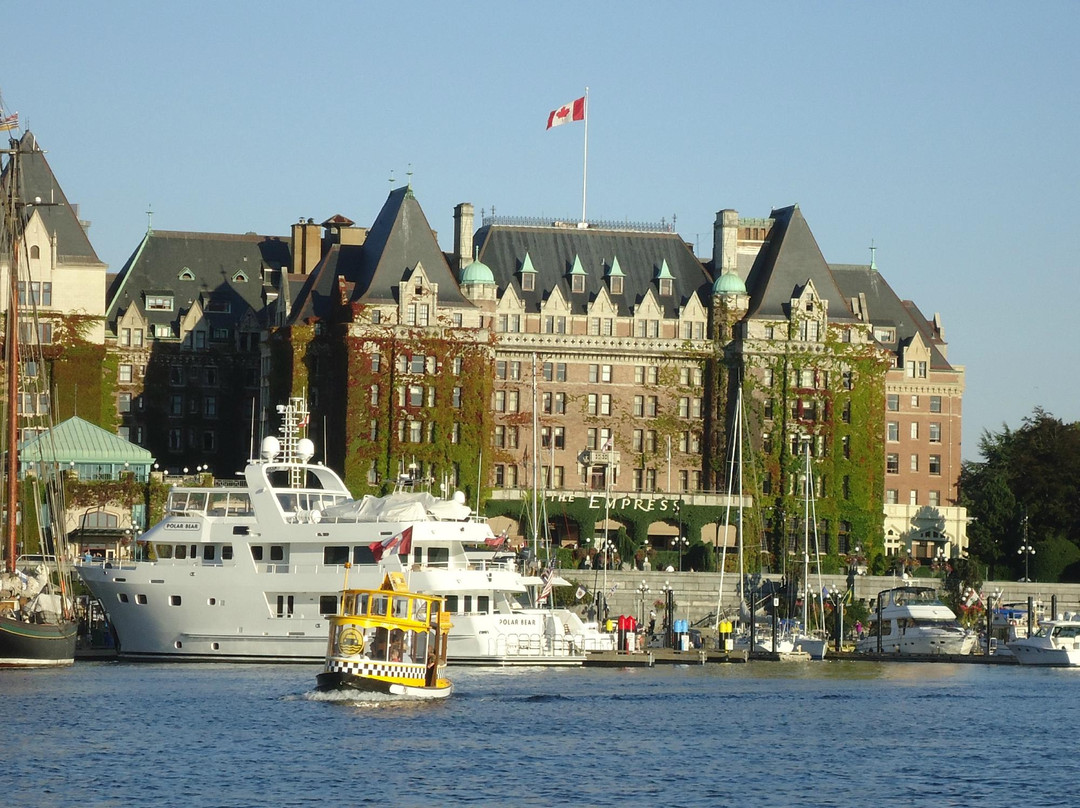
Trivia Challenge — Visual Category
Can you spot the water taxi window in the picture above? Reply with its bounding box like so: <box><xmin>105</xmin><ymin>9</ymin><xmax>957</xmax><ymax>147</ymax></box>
<box><xmin>251</xmin><ymin>546</ymin><xmax>264</xmax><ymax>561</ymax></box>
<box><xmin>319</xmin><ymin>595</ymin><xmax>337</xmax><ymax>615</ymax></box>
<box><xmin>156</xmin><ymin>544</ymin><xmax>173</xmax><ymax>559</ymax></box>
<box><xmin>175</xmin><ymin>545</ymin><xmax>187</xmax><ymax>560</ymax></box>
<box><xmin>221</xmin><ymin>545</ymin><xmax>233</xmax><ymax>560</ymax></box>
<box><xmin>444</xmin><ymin>595</ymin><xmax>458</xmax><ymax>613</ymax></box>
<box><xmin>427</xmin><ymin>547</ymin><xmax>449</xmax><ymax>567</ymax></box>
<box><xmin>270</xmin><ymin>545</ymin><xmax>284</xmax><ymax>561</ymax></box>
<box><xmin>477</xmin><ymin>595</ymin><xmax>489</xmax><ymax>614</ymax></box>
<box><xmin>371</xmin><ymin>595</ymin><xmax>389</xmax><ymax>616</ymax></box>
<box><xmin>464</xmin><ymin>595</ymin><xmax>473</xmax><ymax>613</ymax></box>
<box><xmin>323</xmin><ymin>546</ymin><xmax>349</xmax><ymax>565</ymax></box>
<box><xmin>357</xmin><ymin>593</ymin><xmax>370</xmax><ymax>615</ymax></box>
<box><xmin>413</xmin><ymin>599</ymin><xmax>429</xmax><ymax>622</ymax></box>
<box><xmin>392</xmin><ymin>597</ymin><xmax>409</xmax><ymax>619</ymax></box>
<box><xmin>203</xmin><ymin>545</ymin><xmax>215</xmax><ymax>561</ymax></box>
<box><xmin>352</xmin><ymin>546</ymin><xmax>375</xmax><ymax>565</ymax></box>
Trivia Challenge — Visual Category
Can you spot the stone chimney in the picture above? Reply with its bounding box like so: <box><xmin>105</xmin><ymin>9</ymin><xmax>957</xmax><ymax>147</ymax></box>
<box><xmin>453</xmin><ymin>203</ymin><xmax>474</xmax><ymax>274</ymax></box>
<box><xmin>290</xmin><ymin>218</ymin><xmax>322</xmax><ymax>275</ymax></box>
<box><xmin>713</xmin><ymin>209</ymin><xmax>739</xmax><ymax>276</ymax></box>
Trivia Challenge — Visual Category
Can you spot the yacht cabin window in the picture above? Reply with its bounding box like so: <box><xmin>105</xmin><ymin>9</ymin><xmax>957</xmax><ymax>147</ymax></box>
<box><xmin>251</xmin><ymin>546</ymin><xmax>263</xmax><ymax>561</ymax></box>
<box><xmin>444</xmin><ymin>595</ymin><xmax>458</xmax><ymax>613</ymax></box>
<box><xmin>352</xmin><ymin>546</ymin><xmax>376</xmax><ymax>565</ymax></box>
<box><xmin>324</xmin><ymin>546</ymin><xmax>349</xmax><ymax>565</ymax></box>
<box><xmin>319</xmin><ymin>595</ymin><xmax>337</xmax><ymax>615</ymax></box>
<box><xmin>270</xmin><ymin>545</ymin><xmax>284</xmax><ymax>562</ymax></box>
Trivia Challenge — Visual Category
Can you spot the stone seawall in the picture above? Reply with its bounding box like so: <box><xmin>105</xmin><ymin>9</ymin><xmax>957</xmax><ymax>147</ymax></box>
<box><xmin>561</xmin><ymin>568</ymin><xmax>1080</xmax><ymax>625</ymax></box>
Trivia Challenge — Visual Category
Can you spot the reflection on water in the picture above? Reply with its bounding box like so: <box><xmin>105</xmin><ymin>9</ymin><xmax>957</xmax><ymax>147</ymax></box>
<box><xmin>2</xmin><ymin>661</ymin><xmax>1079</xmax><ymax>807</ymax></box>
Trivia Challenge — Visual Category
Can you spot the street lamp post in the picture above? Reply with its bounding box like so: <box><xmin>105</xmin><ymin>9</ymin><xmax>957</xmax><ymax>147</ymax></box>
<box><xmin>661</xmin><ymin>581</ymin><xmax>674</xmax><ymax>648</ymax></box>
<box><xmin>671</xmin><ymin>535</ymin><xmax>689</xmax><ymax>571</ymax></box>
<box><xmin>637</xmin><ymin>580</ymin><xmax>650</xmax><ymax>626</ymax></box>
<box><xmin>1018</xmin><ymin>542</ymin><xmax>1035</xmax><ymax>583</ymax></box>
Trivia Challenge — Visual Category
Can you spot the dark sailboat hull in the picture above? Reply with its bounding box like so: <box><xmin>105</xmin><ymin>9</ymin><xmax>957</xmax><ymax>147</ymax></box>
<box><xmin>0</xmin><ymin>615</ymin><xmax>77</xmax><ymax>667</ymax></box>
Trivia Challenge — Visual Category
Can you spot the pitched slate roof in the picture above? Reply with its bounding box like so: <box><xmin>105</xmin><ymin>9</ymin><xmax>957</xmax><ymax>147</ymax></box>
<box><xmin>3</xmin><ymin>131</ymin><xmax>103</xmax><ymax>264</ymax></box>
<box><xmin>345</xmin><ymin>187</ymin><xmax>471</xmax><ymax>307</ymax></box>
<box><xmin>831</xmin><ymin>264</ymin><xmax>953</xmax><ymax>369</ymax></box>
<box><xmin>743</xmin><ymin>205</ymin><xmax>857</xmax><ymax>322</ymax></box>
<box><xmin>474</xmin><ymin>225</ymin><xmax>711</xmax><ymax>316</ymax></box>
<box><xmin>106</xmin><ymin>230</ymin><xmax>291</xmax><ymax>330</ymax></box>
<box><xmin>20</xmin><ymin>416</ymin><xmax>154</xmax><ymax>464</ymax></box>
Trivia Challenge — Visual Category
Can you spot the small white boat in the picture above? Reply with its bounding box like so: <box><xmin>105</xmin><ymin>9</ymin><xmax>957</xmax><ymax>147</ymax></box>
<box><xmin>856</xmin><ymin>586</ymin><xmax>975</xmax><ymax>656</ymax></box>
<box><xmin>1008</xmin><ymin>618</ymin><xmax>1080</xmax><ymax>667</ymax></box>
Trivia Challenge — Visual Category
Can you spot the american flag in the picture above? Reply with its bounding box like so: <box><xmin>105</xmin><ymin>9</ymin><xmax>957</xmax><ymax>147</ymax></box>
<box><xmin>368</xmin><ymin>526</ymin><xmax>413</xmax><ymax>562</ymax></box>
<box><xmin>538</xmin><ymin>562</ymin><xmax>555</xmax><ymax>603</ymax></box>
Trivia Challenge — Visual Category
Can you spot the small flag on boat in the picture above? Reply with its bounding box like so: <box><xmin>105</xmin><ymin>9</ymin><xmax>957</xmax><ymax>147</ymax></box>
<box><xmin>485</xmin><ymin>526</ymin><xmax>510</xmax><ymax>547</ymax></box>
<box><xmin>575</xmin><ymin>585</ymin><xmax>586</xmax><ymax>601</ymax></box>
<box><xmin>0</xmin><ymin>112</ymin><xmax>18</xmax><ymax>131</ymax></box>
<box><xmin>538</xmin><ymin>564</ymin><xmax>555</xmax><ymax>603</ymax></box>
<box><xmin>369</xmin><ymin>526</ymin><xmax>413</xmax><ymax>562</ymax></box>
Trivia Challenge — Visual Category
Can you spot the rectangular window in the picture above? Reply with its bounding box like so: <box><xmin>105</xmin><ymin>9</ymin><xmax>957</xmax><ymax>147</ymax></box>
<box><xmin>633</xmin><ymin>396</ymin><xmax>644</xmax><ymax>417</ymax></box>
<box><xmin>887</xmin><ymin>394</ymin><xmax>899</xmax><ymax>412</ymax></box>
<box><xmin>930</xmin><ymin>395</ymin><xmax>942</xmax><ymax>413</ymax></box>
<box><xmin>910</xmin><ymin>422</ymin><xmax>919</xmax><ymax>440</ymax></box>
<box><xmin>887</xmin><ymin>422</ymin><xmax>899</xmax><ymax>442</ymax></box>
<box><xmin>929</xmin><ymin>455</ymin><xmax>941</xmax><ymax>475</ymax></box>
<box><xmin>646</xmin><ymin>396</ymin><xmax>658</xmax><ymax>417</ymax></box>
<box><xmin>929</xmin><ymin>422</ymin><xmax>941</xmax><ymax>443</ymax></box>
<box><xmin>909</xmin><ymin>490</ymin><xmax>918</xmax><ymax>506</ymax></box>
<box><xmin>910</xmin><ymin>454</ymin><xmax>919</xmax><ymax>472</ymax></box>
<box><xmin>119</xmin><ymin>364</ymin><xmax>133</xmax><ymax>383</ymax></box>
<box><xmin>929</xmin><ymin>490</ymin><xmax>941</xmax><ymax>507</ymax></box>
<box><xmin>886</xmin><ymin>454</ymin><xmax>899</xmax><ymax>474</ymax></box>
<box><xmin>118</xmin><ymin>393</ymin><xmax>132</xmax><ymax>413</ymax></box>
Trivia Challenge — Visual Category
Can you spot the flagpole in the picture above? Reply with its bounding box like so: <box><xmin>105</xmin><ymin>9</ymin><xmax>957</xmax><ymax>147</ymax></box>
<box><xmin>581</xmin><ymin>86</ymin><xmax>589</xmax><ymax>226</ymax></box>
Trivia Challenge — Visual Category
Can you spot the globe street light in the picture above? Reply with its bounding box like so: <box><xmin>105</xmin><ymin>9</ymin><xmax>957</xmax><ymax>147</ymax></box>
<box><xmin>661</xmin><ymin>580</ymin><xmax>674</xmax><ymax>648</ymax></box>
<box><xmin>637</xmin><ymin>580</ymin><xmax>650</xmax><ymax>625</ymax></box>
<box><xmin>671</xmin><ymin>535</ymin><xmax>689</xmax><ymax>571</ymax></box>
<box><xmin>1018</xmin><ymin>543</ymin><xmax>1036</xmax><ymax>583</ymax></box>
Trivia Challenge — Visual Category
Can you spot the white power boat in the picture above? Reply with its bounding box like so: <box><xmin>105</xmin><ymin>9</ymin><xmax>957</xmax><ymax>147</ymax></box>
<box><xmin>856</xmin><ymin>586</ymin><xmax>976</xmax><ymax>656</ymax></box>
<box><xmin>1008</xmin><ymin>618</ymin><xmax>1080</xmax><ymax>666</ymax></box>
<box><xmin>77</xmin><ymin>400</ymin><xmax>609</xmax><ymax>666</ymax></box>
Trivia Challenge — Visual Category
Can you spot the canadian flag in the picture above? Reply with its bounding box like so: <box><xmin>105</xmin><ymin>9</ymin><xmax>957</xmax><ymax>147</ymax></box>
<box><xmin>547</xmin><ymin>96</ymin><xmax>586</xmax><ymax>129</ymax></box>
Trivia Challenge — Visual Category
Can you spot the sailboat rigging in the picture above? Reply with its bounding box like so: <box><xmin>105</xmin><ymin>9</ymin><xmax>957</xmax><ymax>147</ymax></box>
<box><xmin>0</xmin><ymin>126</ymin><xmax>78</xmax><ymax>667</ymax></box>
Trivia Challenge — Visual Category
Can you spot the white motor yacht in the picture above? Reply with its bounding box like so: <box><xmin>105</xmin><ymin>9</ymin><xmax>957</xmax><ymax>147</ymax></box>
<box><xmin>76</xmin><ymin>400</ymin><xmax>609</xmax><ymax>666</ymax></box>
<box><xmin>856</xmin><ymin>585</ymin><xmax>975</xmax><ymax>656</ymax></box>
<box><xmin>1008</xmin><ymin>618</ymin><xmax>1080</xmax><ymax>666</ymax></box>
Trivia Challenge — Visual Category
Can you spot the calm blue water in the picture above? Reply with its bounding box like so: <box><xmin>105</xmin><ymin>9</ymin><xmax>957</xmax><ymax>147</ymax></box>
<box><xmin>2</xmin><ymin>660</ymin><xmax>1077</xmax><ymax>807</ymax></box>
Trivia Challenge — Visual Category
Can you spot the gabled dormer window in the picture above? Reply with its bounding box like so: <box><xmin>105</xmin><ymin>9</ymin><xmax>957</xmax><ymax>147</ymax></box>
<box><xmin>568</xmin><ymin>255</ymin><xmax>587</xmax><ymax>294</ymax></box>
<box><xmin>178</xmin><ymin>268</ymin><xmax>195</xmax><ymax>281</ymax></box>
<box><xmin>232</xmin><ymin>270</ymin><xmax>249</xmax><ymax>283</ymax></box>
<box><xmin>146</xmin><ymin>295</ymin><xmax>174</xmax><ymax>311</ymax></box>
<box><xmin>655</xmin><ymin>259</ymin><xmax>674</xmax><ymax>296</ymax></box>
<box><xmin>659</xmin><ymin>278</ymin><xmax>673</xmax><ymax>296</ymax></box>
<box><xmin>611</xmin><ymin>276</ymin><xmax>623</xmax><ymax>295</ymax></box>
<box><xmin>520</xmin><ymin>252</ymin><xmax>537</xmax><ymax>292</ymax></box>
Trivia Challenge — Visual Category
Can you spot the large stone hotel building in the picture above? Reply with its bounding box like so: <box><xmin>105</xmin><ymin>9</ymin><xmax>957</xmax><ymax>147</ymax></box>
<box><xmin>6</xmin><ymin>130</ymin><xmax>968</xmax><ymax>568</ymax></box>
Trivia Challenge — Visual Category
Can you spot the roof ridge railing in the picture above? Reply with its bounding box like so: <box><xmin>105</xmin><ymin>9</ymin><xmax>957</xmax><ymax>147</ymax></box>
<box><xmin>481</xmin><ymin>215</ymin><xmax>673</xmax><ymax>234</ymax></box>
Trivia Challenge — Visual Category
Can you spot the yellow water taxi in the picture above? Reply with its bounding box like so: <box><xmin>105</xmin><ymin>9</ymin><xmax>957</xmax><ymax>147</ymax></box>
<box><xmin>317</xmin><ymin>569</ymin><xmax>452</xmax><ymax>699</ymax></box>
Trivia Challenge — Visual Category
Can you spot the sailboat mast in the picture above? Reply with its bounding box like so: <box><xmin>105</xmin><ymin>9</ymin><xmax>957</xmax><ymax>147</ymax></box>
<box><xmin>3</xmin><ymin>146</ymin><xmax>19</xmax><ymax>574</ymax></box>
<box><xmin>802</xmin><ymin>438</ymin><xmax>810</xmax><ymax>631</ymax></box>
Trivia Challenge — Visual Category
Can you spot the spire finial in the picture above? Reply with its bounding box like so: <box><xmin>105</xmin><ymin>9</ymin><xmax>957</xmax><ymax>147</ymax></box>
<box><xmin>869</xmin><ymin>239</ymin><xmax>877</xmax><ymax>271</ymax></box>
<box><xmin>406</xmin><ymin>163</ymin><xmax>413</xmax><ymax>190</ymax></box>
<box><xmin>146</xmin><ymin>204</ymin><xmax>153</xmax><ymax>234</ymax></box>
<box><xmin>388</xmin><ymin>169</ymin><xmax>395</xmax><ymax>187</ymax></box>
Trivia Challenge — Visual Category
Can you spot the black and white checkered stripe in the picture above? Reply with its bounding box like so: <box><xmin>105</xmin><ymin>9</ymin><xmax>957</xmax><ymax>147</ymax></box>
<box><xmin>327</xmin><ymin>658</ymin><xmax>423</xmax><ymax>680</ymax></box>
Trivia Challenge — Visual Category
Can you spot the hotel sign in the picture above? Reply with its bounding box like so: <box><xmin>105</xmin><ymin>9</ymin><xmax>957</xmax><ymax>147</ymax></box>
<box><xmin>547</xmin><ymin>493</ymin><xmax>682</xmax><ymax>514</ymax></box>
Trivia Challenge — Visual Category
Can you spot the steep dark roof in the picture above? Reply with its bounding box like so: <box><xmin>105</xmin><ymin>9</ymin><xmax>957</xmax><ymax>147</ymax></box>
<box><xmin>347</xmin><ymin>187</ymin><xmax>471</xmax><ymax>307</ymax></box>
<box><xmin>3</xmin><ymin>131</ymin><xmax>103</xmax><ymax>264</ymax></box>
<box><xmin>289</xmin><ymin>244</ymin><xmax>361</xmax><ymax>323</ymax></box>
<box><xmin>474</xmin><ymin>225</ymin><xmax>711</xmax><ymax>316</ymax></box>
<box><xmin>106</xmin><ymin>230</ymin><xmax>291</xmax><ymax>330</ymax></box>
<box><xmin>830</xmin><ymin>263</ymin><xmax>953</xmax><ymax>370</ymax></box>
<box><xmin>744</xmin><ymin>205</ymin><xmax>856</xmax><ymax>322</ymax></box>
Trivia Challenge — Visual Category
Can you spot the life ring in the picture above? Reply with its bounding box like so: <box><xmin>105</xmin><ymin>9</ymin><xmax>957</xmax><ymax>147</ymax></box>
<box><xmin>338</xmin><ymin>627</ymin><xmax>365</xmax><ymax>656</ymax></box>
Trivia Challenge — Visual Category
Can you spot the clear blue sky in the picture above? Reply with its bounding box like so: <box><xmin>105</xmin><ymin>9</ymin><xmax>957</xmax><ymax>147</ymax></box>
<box><xmin>7</xmin><ymin>2</ymin><xmax>1079</xmax><ymax>459</ymax></box>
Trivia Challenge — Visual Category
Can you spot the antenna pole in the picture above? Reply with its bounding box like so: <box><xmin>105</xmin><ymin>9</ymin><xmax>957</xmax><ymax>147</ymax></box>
<box><xmin>581</xmin><ymin>87</ymin><xmax>589</xmax><ymax>225</ymax></box>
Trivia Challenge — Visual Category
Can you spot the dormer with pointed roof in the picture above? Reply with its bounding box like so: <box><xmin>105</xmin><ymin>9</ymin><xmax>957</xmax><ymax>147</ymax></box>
<box><xmin>605</xmin><ymin>255</ymin><xmax>625</xmax><ymax>296</ymax></box>
<box><xmin>655</xmin><ymin>258</ymin><xmax>675</xmax><ymax>297</ymax></box>
<box><xmin>566</xmin><ymin>254</ymin><xmax>587</xmax><ymax>294</ymax></box>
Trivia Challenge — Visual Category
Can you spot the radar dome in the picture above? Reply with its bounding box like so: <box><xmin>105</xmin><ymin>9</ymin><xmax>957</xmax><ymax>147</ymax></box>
<box><xmin>297</xmin><ymin>438</ymin><xmax>315</xmax><ymax>462</ymax></box>
<box><xmin>261</xmin><ymin>435</ymin><xmax>281</xmax><ymax>461</ymax></box>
